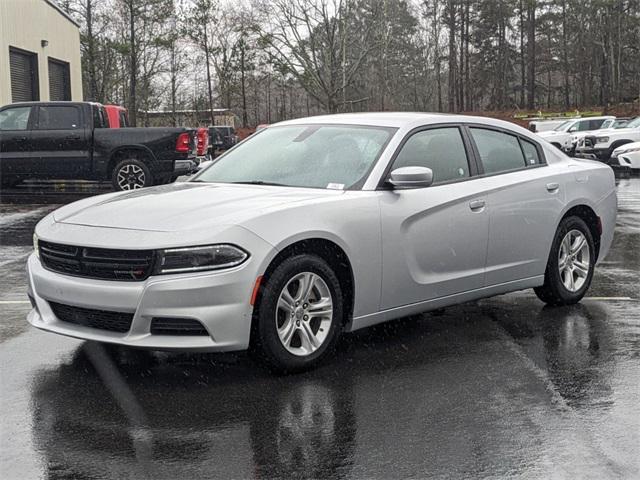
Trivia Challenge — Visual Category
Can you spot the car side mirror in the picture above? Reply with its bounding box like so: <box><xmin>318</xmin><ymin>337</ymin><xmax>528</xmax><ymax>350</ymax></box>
<box><xmin>388</xmin><ymin>166</ymin><xmax>434</xmax><ymax>189</ymax></box>
<box><xmin>569</xmin><ymin>126</ymin><xmax>577</xmax><ymax>133</ymax></box>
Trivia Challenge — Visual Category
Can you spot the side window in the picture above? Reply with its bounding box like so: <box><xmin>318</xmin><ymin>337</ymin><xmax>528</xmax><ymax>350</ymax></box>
<box><xmin>37</xmin><ymin>106</ymin><xmax>81</xmax><ymax>130</ymax></box>
<box><xmin>0</xmin><ymin>106</ymin><xmax>32</xmax><ymax>130</ymax></box>
<box><xmin>470</xmin><ymin>128</ymin><xmax>526</xmax><ymax>174</ymax></box>
<box><xmin>520</xmin><ymin>139</ymin><xmax>541</xmax><ymax>165</ymax></box>
<box><xmin>91</xmin><ymin>106</ymin><xmax>109</xmax><ymax>128</ymax></box>
<box><xmin>392</xmin><ymin>127</ymin><xmax>470</xmax><ymax>183</ymax></box>
<box><xmin>119</xmin><ymin>111</ymin><xmax>128</xmax><ymax>127</ymax></box>
<box><xmin>588</xmin><ymin>119</ymin><xmax>604</xmax><ymax>130</ymax></box>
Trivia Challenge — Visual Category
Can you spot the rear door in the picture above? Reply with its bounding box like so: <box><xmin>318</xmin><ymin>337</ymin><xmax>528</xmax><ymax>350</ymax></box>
<box><xmin>31</xmin><ymin>104</ymin><xmax>91</xmax><ymax>178</ymax></box>
<box><xmin>467</xmin><ymin>126</ymin><xmax>565</xmax><ymax>285</ymax></box>
<box><xmin>0</xmin><ymin>105</ymin><xmax>36</xmax><ymax>177</ymax></box>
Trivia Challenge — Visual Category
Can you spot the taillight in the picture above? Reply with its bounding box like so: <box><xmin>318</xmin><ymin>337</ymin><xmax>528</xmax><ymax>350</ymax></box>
<box><xmin>175</xmin><ymin>132</ymin><xmax>191</xmax><ymax>153</ymax></box>
<box><xmin>196</xmin><ymin>128</ymin><xmax>209</xmax><ymax>156</ymax></box>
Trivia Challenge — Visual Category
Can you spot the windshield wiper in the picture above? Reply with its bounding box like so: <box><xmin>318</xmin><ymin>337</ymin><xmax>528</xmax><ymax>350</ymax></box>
<box><xmin>230</xmin><ymin>180</ymin><xmax>288</xmax><ymax>187</ymax></box>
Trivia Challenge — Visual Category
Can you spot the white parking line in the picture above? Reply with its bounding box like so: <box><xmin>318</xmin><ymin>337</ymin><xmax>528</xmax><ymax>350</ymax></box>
<box><xmin>0</xmin><ymin>301</ymin><xmax>31</xmax><ymax>304</ymax></box>
<box><xmin>583</xmin><ymin>296</ymin><xmax>635</xmax><ymax>301</ymax></box>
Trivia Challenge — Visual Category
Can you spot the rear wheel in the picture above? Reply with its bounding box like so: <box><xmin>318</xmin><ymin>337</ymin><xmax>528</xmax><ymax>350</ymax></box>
<box><xmin>252</xmin><ymin>254</ymin><xmax>343</xmax><ymax>372</ymax></box>
<box><xmin>534</xmin><ymin>216</ymin><xmax>595</xmax><ymax>306</ymax></box>
<box><xmin>111</xmin><ymin>157</ymin><xmax>153</xmax><ymax>191</ymax></box>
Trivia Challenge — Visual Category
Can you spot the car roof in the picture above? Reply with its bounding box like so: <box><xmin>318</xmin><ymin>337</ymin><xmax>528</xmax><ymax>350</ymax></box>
<box><xmin>275</xmin><ymin>112</ymin><xmax>538</xmax><ymax>135</ymax></box>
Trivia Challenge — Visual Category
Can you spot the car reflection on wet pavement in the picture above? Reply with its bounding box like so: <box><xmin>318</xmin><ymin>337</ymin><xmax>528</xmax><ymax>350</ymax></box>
<box><xmin>1</xmin><ymin>176</ymin><xmax>639</xmax><ymax>479</ymax></box>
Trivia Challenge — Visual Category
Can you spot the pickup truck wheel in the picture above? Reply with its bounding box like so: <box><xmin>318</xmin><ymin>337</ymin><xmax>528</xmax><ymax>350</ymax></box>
<box><xmin>111</xmin><ymin>158</ymin><xmax>153</xmax><ymax>191</ymax></box>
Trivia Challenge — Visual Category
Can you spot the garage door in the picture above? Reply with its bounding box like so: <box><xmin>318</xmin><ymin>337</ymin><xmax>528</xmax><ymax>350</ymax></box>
<box><xmin>48</xmin><ymin>58</ymin><xmax>71</xmax><ymax>101</ymax></box>
<box><xmin>9</xmin><ymin>47</ymin><xmax>39</xmax><ymax>102</ymax></box>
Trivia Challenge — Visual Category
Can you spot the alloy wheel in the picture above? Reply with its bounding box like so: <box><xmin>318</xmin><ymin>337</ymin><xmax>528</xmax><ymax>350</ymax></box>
<box><xmin>558</xmin><ymin>229</ymin><xmax>590</xmax><ymax>292</ymax></box>
<box><xmin>117</xmin><ymin>163</ymin><xmax>146</xmax><ymax>190</ymax></box>
<box><xmin>275</xmin><ymin>272</ymin><xmax>333</xmax><ymax>356</ymax></box>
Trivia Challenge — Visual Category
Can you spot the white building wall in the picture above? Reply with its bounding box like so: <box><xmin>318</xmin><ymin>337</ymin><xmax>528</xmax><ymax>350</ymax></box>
<box><xmin>0</xmin><ymin>0</ymin><xmax>83</xmax><ymax>105</ymax></box>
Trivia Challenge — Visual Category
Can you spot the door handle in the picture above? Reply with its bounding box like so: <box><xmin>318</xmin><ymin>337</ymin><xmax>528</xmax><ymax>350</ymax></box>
<box><xmin>546</xmin><ymin>182</ymin><xmax>560</xmax><ymax>192</ymax></box>
<box><xmin>469</xmin><ymin>199</ymin><xmax>485</xmax><ymax>211</ymax></box>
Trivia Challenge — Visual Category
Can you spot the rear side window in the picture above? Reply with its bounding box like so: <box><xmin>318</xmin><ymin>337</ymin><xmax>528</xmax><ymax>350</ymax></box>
<box><xmin>37</xmin><ymin>106</ymin><xmax>81</xmax><ymax>130</ymax></box>
<box><xmin>0</xmin><ymin>106</ymin><xmax>31</xmax><ymax>130</ymax></box>
<box><xmin>393</xmin><ymin>127</ymin><xmax>470</xmax><ymax>183</ymax></box>
<box><xmin>119</xmin><ymin>111</ymin><xmax>129</xmax><ymax>127</ymax></box>
<box><xmin>470</xmin><ymin>128</ymin><xmax>526</xmax><ymax>174</ymax></box>
<box><xmin>93</xmin><ymin>106</ymin><xmax>107</xmax><ymax>128</ymax></box>
<box><xmin>520</xmin><ymin>139</ymin><xmax>541</xmax><ymax>165</ymax></box>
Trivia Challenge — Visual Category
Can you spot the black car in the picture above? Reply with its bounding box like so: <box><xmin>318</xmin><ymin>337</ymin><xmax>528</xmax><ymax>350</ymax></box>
<box><xmin>208</xmin><ymin>125</ymin><xmax>237</xmax><ymax>153</ymax></box>
<box><xmin>0</xmin><ymin>102</ymin><xmax>197</xmax><ymax>190</ymax></box>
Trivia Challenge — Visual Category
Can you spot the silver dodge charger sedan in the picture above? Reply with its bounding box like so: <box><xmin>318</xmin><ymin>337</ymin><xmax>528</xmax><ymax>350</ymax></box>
<box><xmin>27</xmin><ymin>113</ymin><xmax>617</xmax><ymax>371</ymax></box>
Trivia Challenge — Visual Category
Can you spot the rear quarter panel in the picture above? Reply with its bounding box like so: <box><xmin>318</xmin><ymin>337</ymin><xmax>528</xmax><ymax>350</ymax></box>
<box><xmin>560</xmin><ymin>158</ymin><xmax>616</xmax><ymax>264</ymax></box>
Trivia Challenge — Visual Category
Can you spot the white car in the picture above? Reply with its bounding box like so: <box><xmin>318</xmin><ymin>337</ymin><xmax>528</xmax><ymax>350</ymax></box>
<box><xmin>27</xmin><ymin>113</ymin><xmax>617</xmax><ymax>371</ymax></box>
<box><xmin>537</xmin><ymin>116</ymin><xmax>615</xmax><ymax>153</ymax></box>
<box><xmin>611</xmin><ymin>141</ymin><xmax>640</xmax><ymax>169</ymax></box>
<box><xmin>529</xmin><ymin>119</ymin><xmax>573</xmax><ymax>133</ymax></box>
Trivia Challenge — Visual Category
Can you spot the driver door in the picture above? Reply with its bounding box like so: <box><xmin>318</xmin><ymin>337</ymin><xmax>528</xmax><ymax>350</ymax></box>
<box><xmin>379</xmin><ymin>126</ymin><xmax>489</xmax><ymax>310</ymax></box>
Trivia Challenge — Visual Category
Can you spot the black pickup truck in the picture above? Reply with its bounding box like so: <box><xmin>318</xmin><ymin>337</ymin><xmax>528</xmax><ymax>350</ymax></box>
<box><xmin>0</xmin><ymin>102</ymin><xmax>197</xmax><ymax>190</ymax></box>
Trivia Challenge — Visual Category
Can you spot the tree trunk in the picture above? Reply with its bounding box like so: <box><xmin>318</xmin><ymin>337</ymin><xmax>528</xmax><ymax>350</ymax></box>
<box><xmin>519</xmin><ymin>0</ymin><xmax>525</xmax><ymax>108</ymax></box>
<box><xmin>128</xmin><ymin>0</ymin><xmax>137</xmax><ymax>126</ymax></box>
<box><xmin>240</xmin><ymin>41</ymin><xmax>247</xmax><ymax>128</ymax></box>
<box><xmin>447</xmin><ymin>0</ymin><xmax>456</xmax><ymax>113</ymax></box>
<box><xmin>203</xmin><ymin>23</ymin><xmax>214</xmax><ymax>126</ymax></box>
<box><xmin>561</xmin><ymin>0</ymin><xmax>570</xmax><ymax>109</ymax></box>
<box><xmin>526</xmin><ymin>0</ymin><xmax>536</xmax><ymax>110</ymax></box>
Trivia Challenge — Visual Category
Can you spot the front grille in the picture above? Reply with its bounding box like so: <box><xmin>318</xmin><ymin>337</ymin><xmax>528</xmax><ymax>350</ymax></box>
<box><xmin>39</xmin><ymin>240</ymin><xmax>155</xmax><ymax>281</ymax></box>
<box><xmin>50</xmin><ymin>302</ymin><xmax>134</xmax><ymax>333</ymax></box>
<box><xmin>150</xmin><ymin>318</ymin><xmax>209</xmax><ymax>336</ymax></box>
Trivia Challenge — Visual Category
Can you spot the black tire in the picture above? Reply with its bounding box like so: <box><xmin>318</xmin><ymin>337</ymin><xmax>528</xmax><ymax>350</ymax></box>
<box><xmin>111</xmin><ymin>156</ymin><xmax>154</xmax><ymax>191</ymax></box>
<box><xmin>252</xmin><ymin>254</ymin><xmax>344</xmax><ymax>373</ymax></box>
<box><xmin>534</xmin><ymin>216</ymin><xmax>595</xmax><ymax>306</ymax></box>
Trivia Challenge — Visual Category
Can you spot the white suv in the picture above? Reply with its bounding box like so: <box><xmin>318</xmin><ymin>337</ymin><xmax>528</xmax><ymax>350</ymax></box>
<box><xmin>536</xmin><ymin>116</ymin><xmax>615</xmax><ymax>154</ymax></box>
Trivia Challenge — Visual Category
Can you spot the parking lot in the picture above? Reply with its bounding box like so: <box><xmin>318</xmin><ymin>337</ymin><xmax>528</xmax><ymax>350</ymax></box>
<box><xmin>0</xmin><ymin>174</ymin><xmax>638</xmax><ymax>480</ymax></box>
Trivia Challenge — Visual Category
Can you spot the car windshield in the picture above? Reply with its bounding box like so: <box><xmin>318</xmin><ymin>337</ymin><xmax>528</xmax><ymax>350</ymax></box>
<box><xmin>623</xmin><ymin>117</ymin><xmax>640</xmax><ymax>128</ymax></box>
<box><xmin>193</xmin><ymin>124</ymin><xmax>396</xmax><ymax>189</ymax></box>
<box><xmin>601</xmin><ymin>119</ymin><xmax>614</xmax><ymax>129</ymax></box>
<box><xmin>554</xmin><ymin>120</ymin><xmax>575</xmax><ymax>132</ymax></box>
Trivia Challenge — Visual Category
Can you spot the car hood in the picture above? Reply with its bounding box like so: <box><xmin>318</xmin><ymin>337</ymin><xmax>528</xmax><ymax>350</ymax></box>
<box><xmin>538</xmin><ymin>130</ymin><xmax>566</xmax><ymax>138</ymax></box>
<box><xmin>53</xmin><ymin>182</ymin><xmax>343</xmax><ymax>232</ymax></box>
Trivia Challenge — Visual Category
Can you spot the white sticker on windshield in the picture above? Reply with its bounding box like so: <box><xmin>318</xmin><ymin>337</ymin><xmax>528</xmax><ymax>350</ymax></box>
<box><xmin>326</xmin><ymin>183</ymin><xmax>345</xmax><ymax>190</ymax></box>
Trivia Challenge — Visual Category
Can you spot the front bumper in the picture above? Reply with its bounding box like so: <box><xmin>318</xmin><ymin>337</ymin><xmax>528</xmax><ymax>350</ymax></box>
<box><xmin>174</xmin><ymin>158</ymin><xmax>199</xmax><ymax>176</ymax></box>
<box><xmin>574</xmin><ymin>147</ymin><xmax>610</xmax><ymax>161</ymax></box>
<box><xmin>26</xmin><ymin>252</ymin><xmax>261</xmax><ymax>352</ymax></box>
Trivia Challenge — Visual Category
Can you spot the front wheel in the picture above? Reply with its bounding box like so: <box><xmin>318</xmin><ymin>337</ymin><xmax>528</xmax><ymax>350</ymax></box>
<box><xmin>534</xmin><ymin>216</ymin><xmax>595</xmax><ymax>306</ymax></box>
<box><xmin>252</xmin><ymin>254</ymin><xmax>344</xmax><ymax>372</ymax></box>
<box><xmin>111</xmin><ymin>157</ymin><xmax>153</xmax><ymax>191</ymax></box>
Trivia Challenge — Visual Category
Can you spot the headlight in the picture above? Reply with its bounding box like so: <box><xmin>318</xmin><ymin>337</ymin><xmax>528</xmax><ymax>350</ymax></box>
<box><xmin>155</xmin><ymin>244</ymin><xmax>248</xmax><ymax>274</ymax></box>
<box><xmin>596</xmin><ymin>137</ymin><xmax>609</xmax><ymax>143</ymax></box>
<box><xmin>614</xmin><ymin>145</ymin><xmax>640</xmax><ymax>156</ymax></box>
<box><xmin>33</xmin><ymin>233</ymin><xmax>39</xmax><ymax>258</ymax></box>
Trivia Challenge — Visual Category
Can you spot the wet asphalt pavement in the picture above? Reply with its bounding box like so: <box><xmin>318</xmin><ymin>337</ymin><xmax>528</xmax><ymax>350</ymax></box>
<box><xmin>0</xmin><ymin>176</ymin><xmax>639</xmax><ymax>479</ymax></box>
